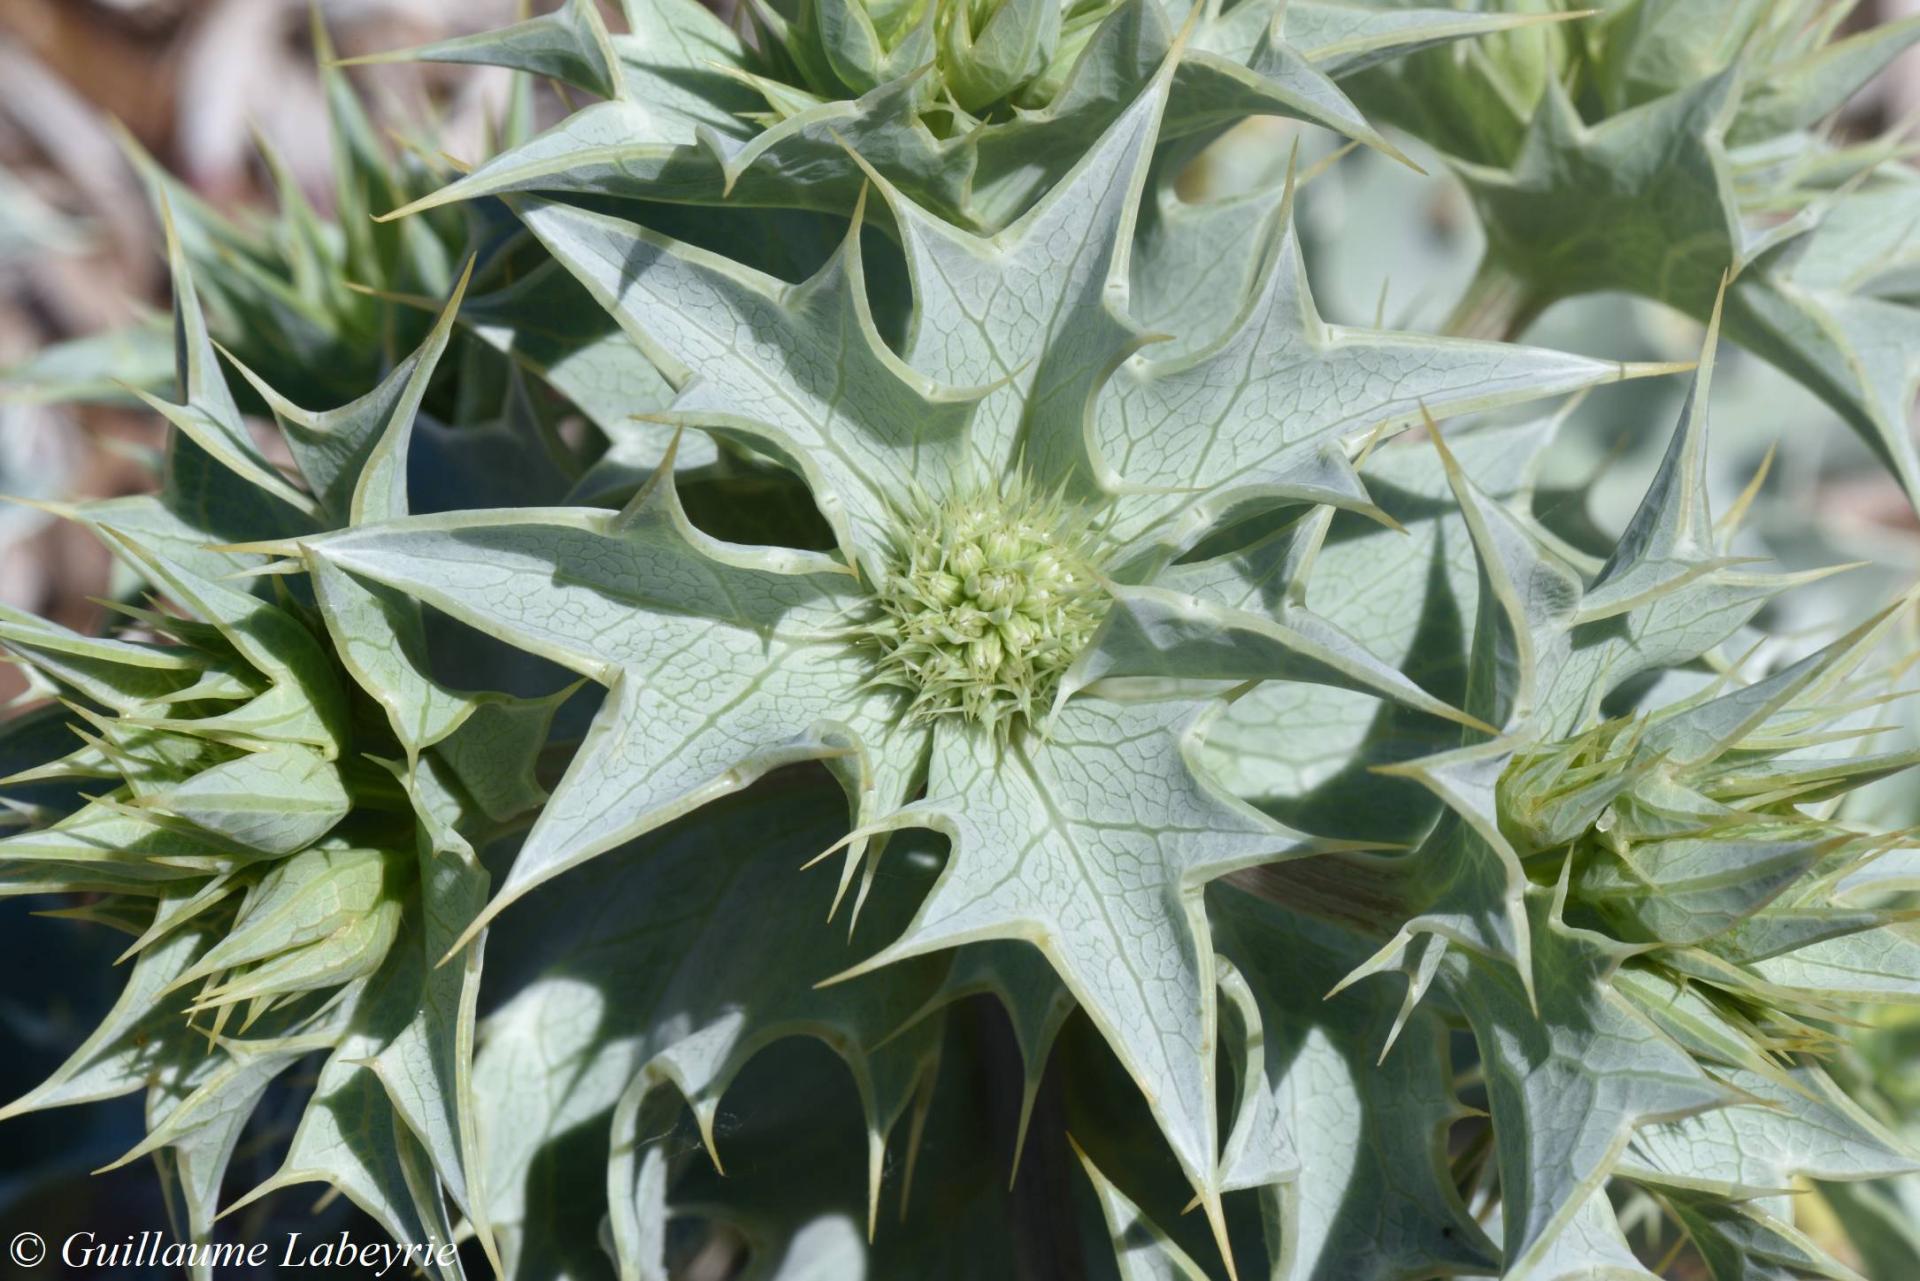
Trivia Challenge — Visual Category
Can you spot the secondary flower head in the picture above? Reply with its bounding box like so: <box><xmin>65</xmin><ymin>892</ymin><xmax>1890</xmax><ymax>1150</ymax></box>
<box><xmin>774</xmin><ymin>0</ymin><xmax>1075</xmax><ymax>114</ymax></box>
<box><xmin>865</xmin><ymin>477</ymin><xmax>1108</xmax><ymax>732</ymax></box>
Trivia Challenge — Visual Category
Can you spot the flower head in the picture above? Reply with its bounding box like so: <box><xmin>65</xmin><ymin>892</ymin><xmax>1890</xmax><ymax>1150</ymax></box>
<box><xmin>865</xmin><ymin>477</ymin><xmax>1108</xmax><ymax>732</ymax></box>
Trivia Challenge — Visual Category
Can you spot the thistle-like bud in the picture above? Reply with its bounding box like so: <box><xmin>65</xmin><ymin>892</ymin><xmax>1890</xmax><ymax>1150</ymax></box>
<box><xmin>792</xmin><ymin>0</ymin><xmax>936</xmax><ymax>97</ymax></box>
<box><xmin>937</xmin><ymin>0</ymin><xmax>1062</xmax><ymax>111</ymax></box>
<box><xmin>1495</xmin><ymin>626</ymin><xmax>1920</xmax><ymax>972</ymax></box>
<box><xmin>782</xmin><ymin>0</ymin><xmax>1076</xmax><ymax>113</ymax></box>
<box><xmin>865</xmin><ymin>476</ymin><xmax>1108</xmax><ymax>733</ymax></box>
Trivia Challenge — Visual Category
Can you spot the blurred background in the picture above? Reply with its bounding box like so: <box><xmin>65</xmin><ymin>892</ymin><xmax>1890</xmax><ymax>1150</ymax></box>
<box><xmin>1</xmin><ymin>1</ymin><xmax>1918</xmax><ymax>1276</ymax></box>
<box><xmin>0</xmin><ymin>0</ymin><xmax>532</xmax><ymax>691</ymax></box>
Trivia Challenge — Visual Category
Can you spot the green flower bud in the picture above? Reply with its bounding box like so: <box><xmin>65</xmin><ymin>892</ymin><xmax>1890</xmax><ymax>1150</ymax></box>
<box><xmin>937</xmin><ymin>0</ymin><xmax>1063</xmax><ymax>112</ymax></box>
<box><xmin>867</xmin><ymin>476</ymin><xmax>1108</xmax><ymax>735</ymax></box>
<box><xmin>974</xmin><ymin>568</ymin><xmax>1022</xmax><ymax>610</ymax></box>
<box><xmin>969</xmin><ymin>631</ymin><xmax>1005</xmax><ymax>676</ymax></box>
<box><xmin>921</xmin><ymin>569</ymin><xmax>964</xmax><ymax>605</ymax></box>
<box><xmin>795</xmin><ymin>0</ymin><xmax>935</xmax><ymax>97</ymax></box>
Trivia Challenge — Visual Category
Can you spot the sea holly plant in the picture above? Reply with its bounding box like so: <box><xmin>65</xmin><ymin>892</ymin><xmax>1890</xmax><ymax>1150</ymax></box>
<box><xmin>1349</xmin><ymin>0</ymin><xmax>1920</xmax><ymax>508</ymax></box>
<box><xmin>2</xmin><ymin>4</ymin><xmax>1919</xmax><ymax>1281</ymax></box>
<box><xmin>280</xmin><ymin>66</ymin><xmax>1665</xmax><ymax>1259</ymax></box>
<box><xmin>0</xmin><ymin>241</ymin><xmax>579</xmax><ymax>1276</ymax></box>
<box><xmin>1222</xmin><ymin>315</ymin><xmax>1920</xmax><ymax>1276</ymax></box>
<box><xmin>358</xmin><ymin>0</ymin><xmax>1570</xmax><ymax>231</ymax></box>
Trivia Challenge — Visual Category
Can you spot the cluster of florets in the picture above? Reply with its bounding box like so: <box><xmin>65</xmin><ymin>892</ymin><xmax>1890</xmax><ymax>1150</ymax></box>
<box><xmin>778</xmin><ymin>0</ymin><xmax>1077</xmax><ymax>116</ymax></box>
<box><xmin>1492</xmin><ymin>666</ymin><xmax>1903</xmax><ymax>966</ymax></box>
<box><xmin>865</xmin><ymin>478</ymin><xmax>1108</xmax><ymax>733</ymax></box>
<box><xmin>1495</xmin><ymin>715</ymin><xmax>1650</xmax><ymax>860</ymax></box>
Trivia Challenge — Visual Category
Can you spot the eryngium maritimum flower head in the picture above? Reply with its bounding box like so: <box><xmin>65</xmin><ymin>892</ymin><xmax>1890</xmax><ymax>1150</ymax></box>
<box><xmin>864</xmin><ymin>477</ymin><xmax>1108</xmax><ymax>732</ymax></box>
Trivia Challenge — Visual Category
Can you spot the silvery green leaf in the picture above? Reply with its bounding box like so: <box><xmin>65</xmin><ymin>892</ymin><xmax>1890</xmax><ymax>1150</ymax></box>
<box><xmin>1283</xmin><ymin>2</ymin><xmax>1572</xmax><ymax>78</ymax></box>
<box><xmin>1093</xmin><ymin>174</ymin><xmax>1655</xmax><ymax>564</ymax></box>
<box><xmin>513</xmin><ymin>190</ymin><xmax>976</xmax><ymax>566</ymax></box>
<box><xmin>86</xmin><ymin>963</ymin><xmax>362</xmax><ymax>1264</ymax></box>
<box><xmin>1401</xmin><ymin>28</ymin><xmax>1920</xmax><ymax>509</ymax></box>
<box><xmin>1338</xmin><ymin>429</ymin><xmax>1587</xmax><ymax>987</ymax></box>
<box><xmin>1663</xmin><ymin>1191</ymin><xmax>1866</xmax><ymax>1281</ymax></box>
<box><xmin>1612</xmin><ymin>965</ymin><xmax>1791</xmax><ymax>1083</ymax></box>
<box><xmin>223</xmin><ymin>258</ymin><xmax>469</xmax><ymax>528</ymax></box>
<box><xmin>1443</xmin><ymin>889</ymin><xmax>1731</xmax><ymax>1273</ymax></box>
<box><xmin>1728</xmin><ymin>253</ymin><xmax>1920</xmax><ymax>508</ymax></box>
<box><xmin>1212</xmin><ymin>888</ymin><xmax>1496</xmax><ymax>1280</ymax></box>
<box><xmin>137</xmin><ymin>746</ymin><xmax>350</xmax><ymax>856</ymax></box>
<box><xmin>1129</xmin><ymin>178</ymin><xmax>1289</xmax><ymax>359</ymax></box>
<box><xmin>379</xmin><ymin>77</ymin><xmax>954</xmax><ymax>225</ymax></box>
<box><xmin>455</xmin><ymin>258</ymin><xmax>682</xmax><ymax>446</ymax></box>
<box><xmin>96</xmin><ymin>537</ymin><xmax>348</xmax><ymax>756</ymax></box>
<box><xmin>1727</xmin><ymin>17</ymin><xmax>1920</xmax><ymax>144</ymax></box>
<box><xmin>471</xmin><ymin>782</ymin><xmax>940</xmax><ymax>1278</ymax></box>
<box><xmin>1748</xmin><ymin>925</ymin><xmax>1920</xmax><ymax>1002</ymax></box>
<box><xmin>767</xmin><ymin>1218</ymin><xmax>870</xmax><ymax>1280</ymax></box>
<box><xmin>1069</xmin><ymin>581</ymin><xmax>1482</xmax><ymax>727</ymax></box>
<box><xmin>312</xmin><ymin>556</ymin><xmax>479</xmax><ymax>759</ymax></box>
<box><xmin>876</xmin><ymin>72</ymin><xmax>1168</xmax><ymax>499</ymax></box>
<box><xmin>286</xmin><ymin>269</ymin><xmax>502</xmax><ymax>763</ymax></box>
<box><xmin>1483</xmin><ymin>326</ymin><xmax>1792</xmax><ymax>739</ymax></box>
<box><xmin>0</xmin><ymin>927</ymin><xmax>207</xmax><ymax>1123</ymax></box>
<box><xmin>225</xmin><ymin>945</ymin><xmax>465</xmax><ymax>1281</ymax></box>
<box><xmin>344</xmin><ymin>0</ymin><xmax>622</xmax><ymax>100</ymax></box>
<box><xmin>0</xmin><ymin>605</ymin><xmax>212</xmax><ymax>713</ymax></box>
<box><xmin>68</xmin><ymin>481</ymin><xmax>295</xmax><ymax>583</ymax></box>
<box><xmin>1575</xmin><ymin>348</ymin><xmax>1725</xmax><ymax>626</ymax></box>
<box><xmin>169</xmin><ymin>845</ymin><xmax>402</xmax><ymax>1009</ymax></box>
<box><xmin>839</xmin><ymin>699</ymin><xmax>1315</xmax><ymax>1243</ymax></box>
<box><xmin>894</xmin><ymin>940</ymin><xmax>1074</xmax><ymax>1171</ymax></box>
<box><xmin>609</xmin><ymin>0</ymin><xmax>763</xmax><ymax>130</ymax></box>
<box><xmin>143</xmin><ymin>1025</ymin><xmax>345</xmax><ymax>1272</ymax></box>
<box><xmin>1590</xmin><ymin>0</ymin><xmax>1770</xmax><ymax>112</ymax></box>
<box><xmin>286</xmin><ymin>61</ymin><xmax>1719</xmax><ymax>1244</ymax></box>
<box><xmin>939</xmin><ymin>0</ymin><xmax>1058</xmax><ymax>110</ymax></box>
<box><xmin>302</xmin><ymin>474</ymin><xmax>874</xmax><ymax>950</ymax></box>
<box><xmin>1836</xmin><ymin>847</ymin><xmax>1920</xmax><ymax>904</ymax></box>
<box><xmin>0</xmin><ymin>802</ymin><xmax>248</xmax><ymax>895</ymax></box>
<box><xmin>368</xmin><ymin>789</ymin><xmax>490</xmax><ymax>1224</ymax></box>
<box><xmin>1499</xmin><ymin>1190</ymin><xmax>1661</xmax><ymax>1281</ymax></box>
<box><xmin>1580</xmin><ymin>827</ymin><xmax>1832</xmax><ymax>947</ymax></box>
<box><xmin>377</xmin><ymin>0</ymin><xmax>1442</xmax><ymax>234</ymax></box>
<box><xmin>1620</xmin><ymin>1064</ymin><xmax>1918</xmax><ymax>1196</ymax></box>
<box><xmin>130</xmin><ymin>198</ymin><xmax>321</xmax><ymax>521</ymax></box>
<box><xmin>1076</xmin><ymin>1142</ymin><xmax>1212</xmax><ymax>1280</ymax></box>
<box><xmin>4</xmin><ymin>0</ymin><xmax>1916</xmax><ymax>1267</ymax></box>
<box><xmin>1455</xmin><ymin>60</ymin><xmax>1739</xmax><ymax>358</ymax></box>
<box><xmin>1199</xmin><ymin>417</ymin><xmax>1552</xmax><ymax>811</ymax></box>
<box><xmin>605</xmin><ymin>840</ymin><xmax>944</xmax><ymax>1267</ymax></box>
<box><xmin>426</xmin><ymin>684</ymin><xmax>575</xmax><ymax>833</ymax></box>
<box><xmin>1169</xmin><ymin>40</ymin><xmax>1404</xmax><ymax>168</ymax></box>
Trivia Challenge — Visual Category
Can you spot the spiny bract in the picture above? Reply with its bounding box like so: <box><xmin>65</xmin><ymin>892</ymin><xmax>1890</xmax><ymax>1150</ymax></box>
<box><xmin>1</xmin><ymin>4</ymin><xmax>1918</xmax><ymax>1281</ymax></box>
